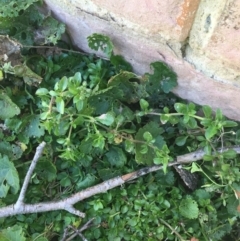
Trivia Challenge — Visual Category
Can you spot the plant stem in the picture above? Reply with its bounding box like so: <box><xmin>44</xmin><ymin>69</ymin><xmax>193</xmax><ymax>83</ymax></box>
<box><xmin>159</xmin><ymin>218</ymin><xmax>185</xmax><ymax>241</ymax></box>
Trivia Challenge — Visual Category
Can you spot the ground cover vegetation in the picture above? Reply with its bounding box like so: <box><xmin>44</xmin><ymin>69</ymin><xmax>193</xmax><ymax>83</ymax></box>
<box><xmin>0</xmin><ymin>1</ymin><xmax>240</xmax><ymax>240</ymax></box>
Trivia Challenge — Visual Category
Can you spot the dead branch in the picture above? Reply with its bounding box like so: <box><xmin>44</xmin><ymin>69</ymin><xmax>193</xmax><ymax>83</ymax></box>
<box><xmin>0</xmin><ymin>144</ymin><xmax>239</xmax><ymax>219</ymax></box>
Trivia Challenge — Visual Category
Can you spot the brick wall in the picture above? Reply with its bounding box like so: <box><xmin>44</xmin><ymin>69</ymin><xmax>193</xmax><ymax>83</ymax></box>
<box><xmin>44</xmin><ymin>0</ymin><xmax>240</xmax><ymax>121</ymax></box>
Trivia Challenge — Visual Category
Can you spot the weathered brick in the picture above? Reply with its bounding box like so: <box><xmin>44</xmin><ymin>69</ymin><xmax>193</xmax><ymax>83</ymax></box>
<box><xmin>43</xmin><ymin>0</ymin><xmax>240</xmax><ymax>121</ymax></box>
<box><xmin>187</xmin><ymin>0</ymin><xmax>240</xmax><ymax>85</ymax></box>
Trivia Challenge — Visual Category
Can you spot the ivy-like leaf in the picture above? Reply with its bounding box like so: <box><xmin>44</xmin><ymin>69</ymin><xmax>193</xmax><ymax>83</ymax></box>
<box><xmin>76</xmin><ymin>174</ymin><xmax>95</xmax><ymax>191</ymax></box>
<box><xmin>105</xmin><ymin>146</ymin><xmax>127</xmax><ymax>168</ymax></box>
<box><xmin>179</xmin><ymin>198</ymin><xmax>199</xmax><ymax>219</ymax></box>
<box><xmin>146</xmin><ymin>61</ymin><xmax>177</xmax><ymax>94</ymax></box>
<box><xmin>108</xmin><ymin>71</ymin><xmax>145</xmax><ymax>103</ymax></box>
<box><xmin>13</xmin><ymin>63</ymin><xmax>42</xmax><ymax>86</ymax></box>
<box><xmin>87</xmin><ymin>33</ymin><xmax>114</xmax><ymax>57</ymax></box>
<box><xmin>36</xmin><ymin>160</ymin><xmax>57</xmax><ymax>182</ymax></box>
<box><xmin>0</xmin><ymin>154</ymin><xmax>19</xmax><ymax>198</ymax></box>
<box><xmin>23</xmin><ymin>114</ymin><xmax>45</xmax><ymax>138</ymax></box>
<box><xmin>227</xmin><ymin>195</ymin><xmax>240</xmax><ymax>217</ymax></box>
<box><xmin>0</xmin><ymin>225</ymin><xmax>26</xmax><ymax>241</ymax></box>
<box><xmin>0</xmin><ymin>91</ymin><xmax>20</xmax><ymax>120</ymax></box>
<box><xmin>110</xmin><ymin>54</ymin><xmax>132</xmax><ymax>72</ymax></box>
<box><xmin>0</xmin><ymin>0</ymin><xmax>38</xmax><ymax>18</ymax></box>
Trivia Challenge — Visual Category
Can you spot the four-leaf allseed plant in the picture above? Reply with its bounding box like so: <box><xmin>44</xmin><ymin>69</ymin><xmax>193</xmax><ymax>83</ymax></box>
<box><xmin>0</xmin><ymin>1</ymin><xmax>240</xmax><ymax>241</ymax></box>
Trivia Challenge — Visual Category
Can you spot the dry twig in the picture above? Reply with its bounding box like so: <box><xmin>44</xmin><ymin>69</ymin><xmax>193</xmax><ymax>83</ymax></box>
<box><xmin>0</xmin><ymin>143</ymin><xmax>239</xmax><ymax>218</ymax></box>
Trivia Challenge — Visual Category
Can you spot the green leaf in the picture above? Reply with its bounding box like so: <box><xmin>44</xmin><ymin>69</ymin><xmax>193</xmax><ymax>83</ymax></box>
<box><xmin>75</xmin><ymin>99</ymin><xmax>84</xmax><ymax>112</ymax></box>
<box><xmin>96</xmin><ymin>112</ymin><xmax>115</xmax><ymax>126</ymax></box>
<box><xmin>0</xmin><ymin>91</ymin><xmax>20</xmax><ymax>120</ymax></box>
<box><xmin>222</xmin><ymin>149</ymin><xmax>237</xmax><ymax>159</ymax></box>
<box><xmin>58</xmin><ymin>76</ymin><xmax>68</xmax><ymax>91</ymax></box>
<box><xmin>105</xmin><ymin>146</ymin><xmax>127</xmax><ymax>167</ymax></box>
<box><xmin>215</xmin><ymin>108</ymin><xmax>223</xmax><ymax>121</ymax></box>
<box><xmin>0</xmin><ymin>225</ymin><xmax>26</xmax><ymax>241</ymax></box>
<box><xmin>92</xmin><ymin>134</ymin><xmax>105</xmax><ymax>150</ymax></box>
<box><xmin>92</xmin><ymin>199</ymin><xmax>104</xmax><ymax>211</ymax></box>
<box><xmin>36</xmin><ymin>160</ymin><xmax>57</xmax><ymax>182</ymax></box>
<box><xmin>191</xmin><ymin>162</ymin><xmax>202</xmax><ymax>173</ymax></box>
<box><xmin>222</xmin><ymin>120</ymin><xmax>238</xmax><ymax>128</ymax></box>
<box><xmin>140</xmin><ymin>144</ymin><xmax>148</xmax><ymax>154</ymax></box>
<box><xmin>0</xmin><ymin>155</ymin><xmax>19</xmax><ymax>198</ymax></box>
<box><xmin>110</xmin><ymin>54</ymin><xmax>132</xmax><ymax>72</ymax></box>
<box><xmin>203</xmin><ymin>155</ymin><xmax>214</xmax><ymax>161</ymax></box>
<box><xmin>174</xmin><ymin>103</ymin><xmax>187</xmax><ymax>114</ymax></box>
<box><xmin>179</xmin><ymin>198</ymin><xmax>199</xmax><ymax>219</ymax></box>
<box><xmin>227</xmin><ymin>195</ymin><xmax>240</xmax><ymax>217</ymax></box>
<box><xmin>35</xmin><ymin>237</ymin><xmax>48</xmax><ymax>241</ymax></box>
<box><xmin>23</xmin><ymin>114</ymin><xmax>45</xmax><ymax>138</ymax></box>
<box><xmin>175</xmin><ymin>136</ymin><xmax>188</xmax><ymax>146</ymax></box>
<box><xmin>205</xmin><ymin>125</ymin><xmax>218</xmax><ymax>140</ymax></box>
<box><xmin>56</xmin><ymin>97</ymin><xmax>64</xmax><ymax>114</ymax></box>
<box><xmin>140</xmin><ymin>99</ymin><xmax>149</xmax><ymax>110</ymax></box>
<box><xmin>107</xmin><ymin>71</ymin><xmax>144</xmax><ymax>103</ymax></box>
<box><xmin>143</xmin><ymin>131</ymin><xmax>153</xmax><ymax>142</ymax></box>
<box><xmin>0</xmin><ymin>141</ymin><xmax>13</xmax><ymax>159</ymax></box>
<box><xmin>160</xmin><ymin>114</ymin><xmax>169</xmax><ymax>124</ymax></box>
<box><xmin>135</xmin><ymin>122</ymin><xmax>165</xmax><ymax>165</ymax></box>
<box><xmin>14</xmin><ymin>63</ymin><xmax>42</xmax><ymax>86</ymax></box>
<box><xmin>35</xmin><ymin>88</ymin><xmax>49</xmax><ymax>96</ymax></box>
<box><xmin>147</xmin><ymin>62</ymin><xmax>177</xmax><ymax>94</ymax></box>
<box><xmin>202</xmin><ymin>105</ymin><xmax>212</xmax><ymax>118</ymax></box>
<box><xmin>87</xmin><ymin>33</ymin><xmax>114</xmax><ymax>57</ymax></box>
<box><xmin>124</xmin><ymin>139</ymin><xmax>135</xmax><ymax>153</ymax></box>
<box><xmin>235</xmin><ymin>130</ymin><xmax>240</xmax><ymax>144</ymax></box>
<box><xmin>76</xmin><ymin>174</ymin><xmax>95</xmax><ymax>191</ymax></box>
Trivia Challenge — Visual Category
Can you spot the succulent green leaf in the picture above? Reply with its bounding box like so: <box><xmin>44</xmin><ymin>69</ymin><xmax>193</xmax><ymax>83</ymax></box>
<box><xmin>175</xmin><ymin>136</ymin><xmax>188</xmax><ymax>146</ymax></box>
<box><xmin>35</xmin><ymin>88</ymin><xmax>49</xmax><ymax>96</ymax></box>
<box><xmin>135</xmin><ymin>122</ymin><xmax>165</xmax><ymax>165</ymax></box>
<box><xmin>202</xmin><ymin>105</ymin><xmax>212</xmax><ymax>118</ymax></box>
<box><xmin>215</xmin><ymin>108</ymin><xmax>223</xmax><ymax>121</ymax></box>
<box><xmin>222</xmin><ymin>120</ymin><xmax>238</xmax><ymax>128</ymax></box>
<box><xmin>222</xmin><ymin>149</ymin><xmax>237</xmax><ymax>159</ymax></box>
<box><xmin>140</xmin><ymin>99</ymin><xmax>149</xmax><ymax>110</ymax></box>
<box><xmin>96</xmin><ymin>112</ymin><xmax>115</xmax><ymax>126</ymax></box>
<box><xmin>160</xmin><ymin>114</ymin><xmax>169</xmax><ymax>124</ymax></box>
<box><xmin>174</xmin><ymin>103</ymin><xmax>187</xmax><ymax>114</ymax></box>
<box><xmin>58</xmin><ymin>76</ymin><xmax>68</xmax><ymax>91</ymax></box>
<box><xmin>143</xmin><ymin>131</ymin><xmax>153</xmax><ymax>142</ymax></box>
<box><xmin>56</xmin><ymin>97</ymin><xmax>64</xmax><ymax>114</ymax></box>
<box><xmin>205</xmin><ymin>125</ymin><xmax>218</xmax><ymax>140</ymax></box>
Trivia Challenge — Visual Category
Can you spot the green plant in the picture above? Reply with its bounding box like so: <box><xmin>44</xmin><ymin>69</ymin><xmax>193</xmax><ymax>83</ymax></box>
<box><xmin>0</xmin><ymin>2</ymin><xmax>240</xmax><ymax>241</ymax></box>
